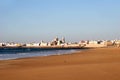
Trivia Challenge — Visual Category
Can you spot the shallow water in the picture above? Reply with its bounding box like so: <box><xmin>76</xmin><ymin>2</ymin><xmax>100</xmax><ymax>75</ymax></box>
<box><xmin>0</xmin><ymin>48</ymin><xmax>81</xmax><ymax>60</ymax></box>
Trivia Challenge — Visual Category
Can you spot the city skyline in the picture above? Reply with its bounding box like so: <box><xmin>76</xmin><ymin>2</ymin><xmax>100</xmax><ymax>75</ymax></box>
<box><xmin>0</xmin><ymin>0</ymin><xmax>120</xmax><ymax>42</ymax></box>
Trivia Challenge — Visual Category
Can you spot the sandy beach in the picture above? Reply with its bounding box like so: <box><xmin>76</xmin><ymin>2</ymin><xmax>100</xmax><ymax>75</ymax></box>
<box><xmin>0</xmin><ymin>47</ymin><xmax>120</xmax><ymax>80</ymax></box>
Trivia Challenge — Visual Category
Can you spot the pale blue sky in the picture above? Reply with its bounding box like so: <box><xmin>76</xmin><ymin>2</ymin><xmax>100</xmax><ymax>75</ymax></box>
<box><xmin>0</xmin><ymin>0</ymin><xmax>120</xmax><ymax>42</ymax></box>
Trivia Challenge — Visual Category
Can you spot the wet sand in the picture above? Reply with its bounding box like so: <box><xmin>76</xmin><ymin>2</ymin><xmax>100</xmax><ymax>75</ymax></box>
<box><xmin>0</xmin><ymin>48</ymin><xmax>120</xmax><ymax>80</ymax></box>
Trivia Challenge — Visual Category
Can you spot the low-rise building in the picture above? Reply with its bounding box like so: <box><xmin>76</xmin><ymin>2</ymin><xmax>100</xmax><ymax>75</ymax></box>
<box><xmin>79</xmin><ymin>40</ymin><xmax>89</xmax><ymax>45</ymax></box>
<box><xmin>5</xmin><ymin>43</ymin><xmax>18</xmax><ymax>47</ymax></box>
<box><xmin>66</xmin><ymin>43</ymin><xmax>80</xmax><ymax>47</ymax></box>
<box><xmin>0</xmin><ymin>43</ymin><xmax>2</xmax><ymax>46</ymax></box>
<box><xmin>115</xmin><ymin>40</ymin><xmax>120</xmax><ymax>47</ymax></box>
<box><xmin>26</xmin><ymin>43</ymin><xmax>40</xmax><ymax>47</ymax></box>
<box><xmin>40</xmin><ymin>41</ymin><xmax>48</xmax><ymax>46</ymax></box>
<box><xmin>89</xmin><ymin>40</ymin><xmax>98</xmax><ymax>44</ymax></box>
<box><xmin>104</xmin><ymin>41</ymin><xmax>113</xmax><ymax>46</ymax></box>
<box><xmin>85</xmin><ymin>40</ymin><xmax>107</xmax><ymax>48</ymax></box>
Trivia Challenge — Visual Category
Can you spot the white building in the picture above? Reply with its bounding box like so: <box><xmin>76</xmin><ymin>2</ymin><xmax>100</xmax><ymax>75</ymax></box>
<box><xmin>89</xmin><ymin>41</ymin><xmax>98</xmax><ymax>44</ymax></box>
<box><xmin>32</xmin><ymin>43</ymin><xmax>40</xmax><ymax>46</ymax></box>
<box><xmin>6</xmin><ymin>43</ymin><xmax>18</xmax><ymax>47</ymax></box>
<box><xmin>26</xmin><ymin>43</ymin><xmax>40</xmax><ymax>47</ymax></box>
<box><xmin>79</xmin><ymin>40</ymin><xmax>89</xmax><ymax>45</ymax></box>
<box><xmin>0</xmin><ymin>43</ymin><xmax>2</xmax><ymax>46</ymax></box>
<box><xmin>85</xmin><ymin>40</ymin><xmax>107</xmax><ymax>48</ymax></box>
<box><xmin>115</xmin><ymin>40</ymin><xmax>120</xmax><ymax>44</ymax></box>
<box><xmin>40</xmin><ymin>41</ymin><xmax>48</xmax><ymax>46</ymax></box>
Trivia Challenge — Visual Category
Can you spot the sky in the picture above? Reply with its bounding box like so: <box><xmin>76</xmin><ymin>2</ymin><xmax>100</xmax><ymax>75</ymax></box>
<box><xmin>0</xmin><ymin>0</ymin><xmax>120</xmax><ymax>43</ymax></box>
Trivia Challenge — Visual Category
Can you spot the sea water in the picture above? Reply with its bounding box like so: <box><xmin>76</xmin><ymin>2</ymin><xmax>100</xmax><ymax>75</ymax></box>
<box><xmin>0</xmin><ymin>48</ymin><xmax>80</xmax><ymax>60</ymax></box>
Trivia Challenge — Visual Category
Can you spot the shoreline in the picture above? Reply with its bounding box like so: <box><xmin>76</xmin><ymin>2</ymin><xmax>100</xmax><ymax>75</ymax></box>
<box><xmin>0</xmin><ymin>49</ymin><xmax>83</xmax><ymax>61</ymax></box>
<box><xmin>0</xmin><ymin>47</ymin><xmax>120</xmax><ymax>80</ymax></box>
<box><xmin>0</xmin><ymin>46</ymin><xmax>85</xmax><ymax>49</ymax></box>
<box><xmin>0</xmin><ymin>47</ymin><xmax>89</xmax><ymax>61</ymax></box>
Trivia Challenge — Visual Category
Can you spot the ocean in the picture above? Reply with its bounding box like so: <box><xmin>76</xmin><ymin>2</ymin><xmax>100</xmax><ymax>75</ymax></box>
<box><xmin>0</xmin><ymin>47</ymin><xmax>81</xmax><ymax>60</ymax></box>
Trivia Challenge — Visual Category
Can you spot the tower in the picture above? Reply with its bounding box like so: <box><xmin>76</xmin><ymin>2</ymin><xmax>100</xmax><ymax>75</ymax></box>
<box><xmin>54</xmin><ymin>37</ymin><xmax>59</xmax><ymax>41</ymax></box>
<box><xmin>62</xmin><ymin>37</ymin><xmax>65</xmax><ymax>43</ymax></box>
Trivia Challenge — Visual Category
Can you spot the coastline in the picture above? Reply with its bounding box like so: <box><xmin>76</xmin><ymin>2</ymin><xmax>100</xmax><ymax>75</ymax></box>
<box><xmin>0</xmin><ymin>48</ymin><xmax>87</xmax><ymax>60</ymax></box>
<box><xmin>0</xmin><ymin>47</ymin><xmax>120</xmax><ymax>80</ymax></box>
<box><xmin>0</xmin><ymin>46</ymin><xmax>85</xmax><ymax>49</ymax></box>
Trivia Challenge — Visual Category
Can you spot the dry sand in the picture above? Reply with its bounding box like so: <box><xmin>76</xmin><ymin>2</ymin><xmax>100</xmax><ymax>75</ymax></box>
<box><xmin>0</xmin><ymin>48</ymin><xmax>120</xmax><ymax>80</ymax></box>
